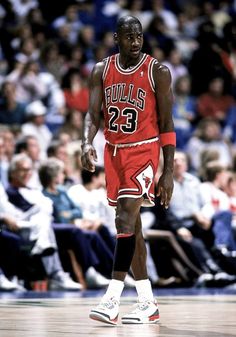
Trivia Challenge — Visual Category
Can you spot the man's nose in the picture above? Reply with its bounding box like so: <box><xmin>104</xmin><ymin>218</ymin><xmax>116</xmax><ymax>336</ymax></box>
<box><xmin>132</xmin><ymin>38</ymin><xmax>140</xmax><ymax>46</ymax></box>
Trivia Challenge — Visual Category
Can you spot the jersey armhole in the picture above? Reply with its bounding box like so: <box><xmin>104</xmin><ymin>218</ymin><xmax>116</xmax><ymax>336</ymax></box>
<box><xmin>148</xmin><ymin>59</ymin><xmax>158</xmax><ymax>92</ymax></box>
<box><xmin>102</xmin><ymin>56</ymin><xmax>111</xmax><ymax>81</ymax></box>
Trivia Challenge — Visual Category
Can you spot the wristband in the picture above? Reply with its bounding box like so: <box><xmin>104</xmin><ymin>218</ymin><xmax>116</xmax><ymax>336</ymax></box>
<box><xmin>159</xmin><ymin>132</ymin><xmax>176</xmax><ymax>147</ymax></box>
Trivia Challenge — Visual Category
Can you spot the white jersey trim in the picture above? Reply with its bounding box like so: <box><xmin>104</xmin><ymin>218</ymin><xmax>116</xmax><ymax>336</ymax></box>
<box><xmin>148</xmin><ymin>58</ymin><xmax>158</xmax><ymax>92</ymax></box>
<box><xmin>102</xmin><ymin>57</ymin><xmax>111</xmax><ymax>81</ymax></box>
<box><xmin>115</xmin><ymin>53</ymin><xmax>148</xmax><ymax>75</ymax></box>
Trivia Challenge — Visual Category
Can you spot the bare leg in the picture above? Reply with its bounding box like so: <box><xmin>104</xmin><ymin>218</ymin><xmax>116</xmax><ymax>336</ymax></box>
<box><xmin>112</xmin><ymin>197</ymin><xmax>143</xmax><ymax>281</ymax></box>
<box><xmin>131</xmin><ymin>214</ymin><xmax>148</xmax><ymax>280</ymax></box>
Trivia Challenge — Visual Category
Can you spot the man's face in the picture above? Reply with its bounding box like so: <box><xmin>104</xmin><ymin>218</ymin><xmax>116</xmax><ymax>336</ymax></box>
<box><xmin>27</xmin><ymin>138</ymin><xmax>40</xmax><ymax>161</ymax></box>
<box><xmin>174</xmin><ymin>152</ymin><xmax>188</xmax><ymax>178</ymax></box>
<box><xmin>12</xmin><ymin>160</ymin><xmax>33</xmax><ymax>187</ymax></box>
<box><xmin>115</xmin><ymin>23</ymin><xmax>143</xmax><ymax>60</ymax></box>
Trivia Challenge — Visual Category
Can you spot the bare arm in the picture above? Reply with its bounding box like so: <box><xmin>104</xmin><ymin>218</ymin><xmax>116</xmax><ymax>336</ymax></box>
<box><xmin>153</xmin><ymin>63</ymin><xmax>175</xmax><ymax>208</ymax></box>
<box><xmin>81</xmin><ymin>61</ymin><xmax>105</xmax><ymax>172</ymax></box>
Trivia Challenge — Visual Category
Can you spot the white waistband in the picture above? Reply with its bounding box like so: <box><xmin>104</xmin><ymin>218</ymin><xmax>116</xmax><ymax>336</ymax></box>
<box><xmin>106</xmin><ymin>137</ymin><xmax>159</xmax><ymax>156</ymax></box>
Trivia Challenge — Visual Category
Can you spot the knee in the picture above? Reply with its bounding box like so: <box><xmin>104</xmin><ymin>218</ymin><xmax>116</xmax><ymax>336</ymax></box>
<box><xmin>115</xmin><ymin>199</ymin><xmax>141</xmax><ymax>234</ymax></box>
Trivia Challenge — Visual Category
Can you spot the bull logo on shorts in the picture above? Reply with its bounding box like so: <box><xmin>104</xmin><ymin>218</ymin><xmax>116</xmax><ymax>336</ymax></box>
<box><xmin>142</xmin><ymin>174</ymin><xmax>151</xmax><ymax>188</ymax></box>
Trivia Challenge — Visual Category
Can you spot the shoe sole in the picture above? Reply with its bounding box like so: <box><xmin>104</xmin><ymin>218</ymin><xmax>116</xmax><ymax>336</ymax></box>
<box><xmin>122</xmin><ymin>311</ymin><xmax>160</xmax><ymax>324</ymax></box>
<box><xmin>122</xmin><ymin>316</ymin><xmax>160</xmax><ymax>324</ymax></box>
<box><xmin>89</xmin><ymin>311</ymin><xmax>118</xmax><ymax>326</ymax></box>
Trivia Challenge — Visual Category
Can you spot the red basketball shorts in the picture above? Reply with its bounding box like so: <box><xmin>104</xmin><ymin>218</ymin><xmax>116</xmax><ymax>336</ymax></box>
<box><xmin>104</xmin><ymin>140</ymin><xmax>160</xmax><ymax>207</ymax></box>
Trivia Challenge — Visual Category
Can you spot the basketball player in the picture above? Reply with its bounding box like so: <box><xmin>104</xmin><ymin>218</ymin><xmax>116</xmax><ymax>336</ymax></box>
<box><xmin>81</xmin><ymin>15</ymin><xmax>176</xmax><ymax>325</ymax></box>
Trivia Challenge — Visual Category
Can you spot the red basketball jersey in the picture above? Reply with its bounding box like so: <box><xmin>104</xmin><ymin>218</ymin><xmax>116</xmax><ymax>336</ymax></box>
<box><xmin>102</xmin><ymin>53</ymin><xmax>159</xmax><ymax>144</ymax></box>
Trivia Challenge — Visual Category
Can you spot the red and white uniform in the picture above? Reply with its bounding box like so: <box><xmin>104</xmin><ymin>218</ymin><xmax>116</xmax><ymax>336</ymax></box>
<box><xmin>102</xmin><ymin>53</ymin><xmax>160</xmax><ymax>207</ymax></box>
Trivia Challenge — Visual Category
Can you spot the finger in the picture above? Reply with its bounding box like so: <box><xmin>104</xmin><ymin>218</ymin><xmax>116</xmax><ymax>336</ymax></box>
<box><xmin>156</xmin><ymin>183</ymin><xmax>160</xmax><ymax>196</ymax></box>
<box><xmin>165</xmin><ymin>188</ymin><xmax>173</xmax><ymax>208</ymax></box>
<box><xmin>159</xmin><ymin>188</ymin><xmax>165</xmax><ymax>205</ymax></box>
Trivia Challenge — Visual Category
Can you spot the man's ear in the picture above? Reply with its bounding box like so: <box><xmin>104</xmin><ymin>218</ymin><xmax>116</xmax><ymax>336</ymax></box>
<box><xmin>113</xmin><ymin>33</ymin><xmax>118</xmax><ymax>44</ymax></box>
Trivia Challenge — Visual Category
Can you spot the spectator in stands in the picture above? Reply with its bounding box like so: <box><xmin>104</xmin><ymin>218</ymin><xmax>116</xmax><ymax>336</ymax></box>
<box><xmin>6</xmin><ymin>60</ymin><xmax>47</xmax><ymax>104</ymax></box>
<box><xmin>39</xmin><ymin>157</ymin><xmax>113</xmax><ymax>287</ymax></box>
<box><xmin>57</xmin><ymin>108</ymin><xmax>83</xmax><ymax>142</ymax></box>
<box><xmin>224</xmin><ymin>104</ymin><xmax>236</xmax><ymax>144</ymax></box>
<box><xmin>39</xmin><ymin>41</ymin><xmax>66</xmax><ymax>83</ymax></box>
<box><xmin>188</xmin><ymin>20</ymin><xmax>232</xmax><ymax>96</ymax></box>
<box><xmin>0</xmin><ymin>135</ymin><xmax>10</xmax><ymax>188</ymax></box>
<box><xmin>199</xmin><ymin>162</ymin><xmax>236</xmax><ymax>255</ymax></box>
<box><xmin>52</xmin><ymin>4</ymin><xmax>83</xmax><ymax>45</ymax></box>
<box><xmin>5</xmin><ymin>153</ymin><xmax>82</xmax><ymax>290</ymax></box>
<box><xmin>166</xmin><ymin>151</ymin><xmax>236</xmax><ymax>283</ymax></box>
<box><xmin>68</xmin><ymin>167</ymin><xmax>115</xmax><ymax>253</ymax></box>
<box><xmin>186</xmin><ymin>117</ymin><xmax>232</xmax><ymax>173</ymax></box>
<box><xmin>0</xmin><ymin>127</ymin><xmax>16</xmax><ymax>162</ymax></box>
<box><xmin>198</xmin><ymin>148</ymin><xmax>220</xmax><ymax>181</ymax></box>
<box><xmin>15</xmin><ymin>135</ymin><xmax>42</xmax><ymax>189</ymax></box>
<box><xmin>0</xmin><ymin>81</ymin><xmax>26</xmax><ymax>125</ymax></box>
<box><xmin>22</xmin><ymin>100</ymin><xmax>52</xmax><ymax>158</ymax></box>
<box><xmin>47</xmin><ymin>140</ymin><xmax>75</xmax><ymax>186</ymax></box>
<box><xmin>62</xmin><ymin>68</ymin><xmax>89</xmax><ymax>114</ymax></box>
<box><xmin>224</xmin><ymin>172</ymin><xmax>236</xmax><ymax>241</ymax></box>
<box><xmin>68</xmin><ymin>166</ymin><xmax>135</xmax><ymax>287</ymax></box>
<box><xmin>0</xmin><ymin>220</ymin><xmax>24</xmax><ymax>291</ymax></box>
<box><xmin>172</xmin><ymin>75</ymin><xmax>196</xmax><ymax>149</ymax></box>
<box><xmin>196</xmin><ymin>76</ymin><xmax>234</xmax><ymax>123</ymax></box>
<box><xmin>163</xmin><ymin>48</ymin><xmax>188</xmax><ymax>88</ymax></box>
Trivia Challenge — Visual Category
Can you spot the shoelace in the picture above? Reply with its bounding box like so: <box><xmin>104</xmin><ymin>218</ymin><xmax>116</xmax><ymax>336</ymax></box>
<box><xmin>98</xmin><ymin>298</ymin><xmax>118</xmax><ymax>309</ymax></box>
<box><xmin>131</xmin><ymin>301</ymin><xmax>151</xmax><ymax>313</ymax></box>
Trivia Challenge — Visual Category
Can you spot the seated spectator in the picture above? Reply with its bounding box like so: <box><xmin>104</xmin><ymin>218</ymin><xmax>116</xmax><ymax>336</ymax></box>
<box><xmin>15</xmin><ymin>135</ymin><xmax>42</xmax><ymax>189</ymax></box>
<box><xmin>47</xmin><ymin>140</ymin><xmax>75</xmax><ymax>186</ymax></box>
<box><xmin>52</xmin><ymin>4</ymin><xmax>83</xmax><ymax>45</ymax></box>
<box><xmin>198</xmin><ymin>148</ymin><xmax>220</xmax><ymax>181</ymax></box>
<box><xmin>5</xmin><ymin>154</ymin><xmax>82</xmax><ymax>290</ymax></box>
<box><xmin>68</xmin><ymin>166</ymin><xmax>135</xmax><ymax>287</ymax></box>
<box><xmin>22</xmin><ymin>100</ymin><xmax>52</xmax><ymax>158</ymax></box>
<box><xmin>141</xmin><ymin>205</ymin><xmax>203</xmax><ymax>286</ymax></box>
<box><xmin>186</xmin><ymin>117</ymin><xmax>232</xmax><ymax>173</ymax></box>
<box><xmin>0</xmin><ymin>225</ymin><xmax>25</xmax><ymax>291</ymax></box>
<box><xmin>199</xmin><ymin>162</ymin><xmax>236</xmax><ymax>255</ymax></box>
<box><xmin>0</xmin><ymin>126</ymin><xmax>17</xmax><ymax>162</ymax></box>
<box><xmin>166</xmin><ymin>151</ymin><xmax>236</xmax><ymax>283</ymax></box>
<box><xmin>68</xmin><ymin>167</ymin><xmax>115</xmax><ymax>248</ymax></box>
<box><xmin>0</xmin><ymin>81</ymin><xmax>26</xmax><ymax>125</ymax></box>
<box><xmin>196</xmin><ymin>76</ymin><xmax>234</xmax><ymax>123</ymax></box>
<box><xmin>6</xmin><ymin>60</ymin><xmax>47</xmax><ymax>104</ymax></box>
<box><xmin>57</xmin><ymin>108</ymin><xmax>83</xmax><ymax>142</ymax></box>
<box><xmin>225</xmin><ymin>173</ymin><xmax>236</xmax><ymax>241</ymax></box>
<box><xmin>62</xmin><ymin>68</ymin><xmax>89</xmax><ymax>114</ymax></box>
<box><xmin>163</xmin><ymin>48</ymin><xmax>188</xmax><ymax>88</ymax></box>
<box><xmin>38</xmin><ymin>157</ymin><xmax>113</xmax><ymax>287</ymax></box>
<box><xmin>172</xmin><ymin>75</ymin><xmax>196</xmax><ymax>149</ymax></box>
<box><xmin>0</xmin><ymin>135</ymin><xmax>10</xmax><ymax>188</ymax></box>
<box><xmin>224</xmin><ymin>104</ymin><xmax>236</xmax><ymax>144</ymax></box>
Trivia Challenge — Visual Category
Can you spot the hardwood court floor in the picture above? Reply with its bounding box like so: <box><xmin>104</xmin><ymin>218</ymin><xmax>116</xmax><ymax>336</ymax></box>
<box><xmin>0</xmin><ymin>294</ymin><xmax>236</xmax><ymax>337</ymax></box>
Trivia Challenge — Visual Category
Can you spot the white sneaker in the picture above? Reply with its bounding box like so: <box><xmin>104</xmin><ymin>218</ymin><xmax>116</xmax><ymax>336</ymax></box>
<box><xmin>0</xmin><ymin>274</ymin><xmax>18</xmax><ymax>291</ymax></box>
<box><xmin>49</xmin><ymin>271</ymin><xmax>82</xmax><ymax>291</ymax></box>
<box><xmin>85</xmin><ymin>267</ymin><xmax>110</xmax><ymax>289</ymax></box>
<box><xmin>122</xmin><ymin>299</ymin><xmax>160</xmax><ymax>324</ymax></box>
<box><xmin>89</xmin><ymin>296</ymin><xmax>119</xmax><ymax>325</ymax></box>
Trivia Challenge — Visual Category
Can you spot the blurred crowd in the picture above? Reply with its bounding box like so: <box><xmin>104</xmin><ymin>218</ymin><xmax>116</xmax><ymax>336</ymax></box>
<box><xmin>0</xmin><ymin>0</ymin><xmax>236</xmax><ymax>291</ymax></box>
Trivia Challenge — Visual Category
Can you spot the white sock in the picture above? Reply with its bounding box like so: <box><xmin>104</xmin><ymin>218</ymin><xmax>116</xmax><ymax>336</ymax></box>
<box><xmin>103</xmin><ymin>279</ymin><xmax>124</xmax><ymax>301</ymax></box>
<box><xmin>135</xmin><ymin>279</ymin><xmax>154</xmax><ymax>302</ymax></box>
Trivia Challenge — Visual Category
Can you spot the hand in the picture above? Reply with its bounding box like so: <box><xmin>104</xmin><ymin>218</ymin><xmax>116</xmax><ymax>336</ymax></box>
<box><xmin>156</xmin><ymin>170</ymin><xmax>174</xmax><ymax>209</ymax></box>
<box><xmin>81</xmin><ymin>143</ymin><xmax>97</xmax><ymax>172</ymax></box>
<box><xmin>193</xmin><ymin>213</ymin><xmax>211</xmax><ymax>230</ymax></box>
<box><xmin>2</xmin><ymin>215</ymin><xmax>19</xmax><ymax>232</ymax></box>
<box><xmin>177</xmin><ymin>227</ymin><xmax>192</xmax><ymax>241</ymax></box>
